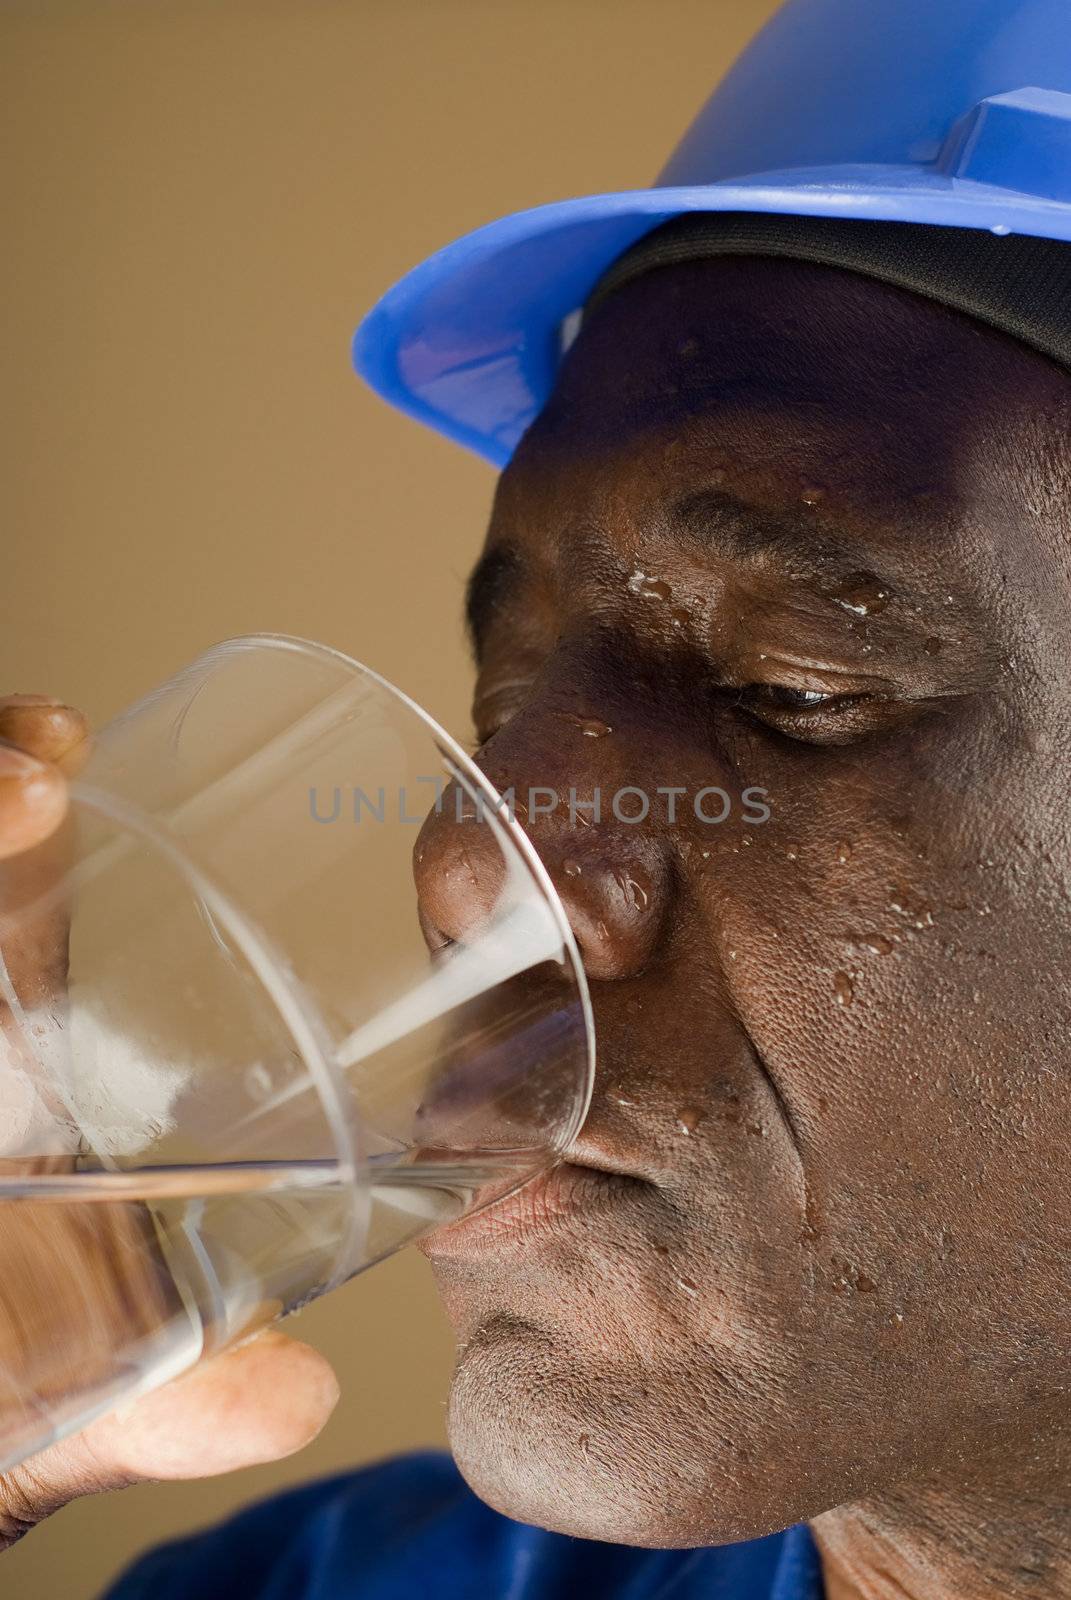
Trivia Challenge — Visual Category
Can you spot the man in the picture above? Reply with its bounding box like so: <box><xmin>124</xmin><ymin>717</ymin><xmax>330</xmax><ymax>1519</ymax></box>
<box><xmin>4</xmin><ymin>0</ymin><xmax>1071</xmax><ymax>1594</ymax></box>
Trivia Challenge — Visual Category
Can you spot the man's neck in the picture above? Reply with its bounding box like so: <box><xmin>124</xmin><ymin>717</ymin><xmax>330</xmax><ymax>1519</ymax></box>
<box><xmin>811</xmin><ymin>1424</ymin><xmax>1071</xmax><ymax>1600</ymax></box>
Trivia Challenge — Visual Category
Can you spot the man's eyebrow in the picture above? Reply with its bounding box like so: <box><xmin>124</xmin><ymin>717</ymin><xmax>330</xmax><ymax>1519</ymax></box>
<box><xmin>667</xmin><ymin>486</ymin><xmax>879</xmax><ymax>577</ymax></box>
<box><xmin>465</xmin><ymin>543</ymin><xmax>524</xmax><ymax>661</ymax></box>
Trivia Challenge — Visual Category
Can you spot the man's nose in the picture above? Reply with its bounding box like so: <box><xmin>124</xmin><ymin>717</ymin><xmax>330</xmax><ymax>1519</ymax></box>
<box><xmin>414</xmin><ymin>736</ymin><xmax>674</xmax><ymax>982</ymax></box>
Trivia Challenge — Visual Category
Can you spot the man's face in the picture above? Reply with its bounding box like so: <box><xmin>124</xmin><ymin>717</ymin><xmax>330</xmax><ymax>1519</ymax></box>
<box><xmin>417</xmin><ymin>256</ymin><xmax>1071</xmax><ymax>1546</ymax></box>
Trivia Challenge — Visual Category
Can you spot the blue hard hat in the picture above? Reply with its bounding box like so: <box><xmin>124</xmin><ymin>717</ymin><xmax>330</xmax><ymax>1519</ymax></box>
<box><xmin>354</xmin><ymin>0</ymin><xmax>1071</xmax><ymax>467</ymax></box>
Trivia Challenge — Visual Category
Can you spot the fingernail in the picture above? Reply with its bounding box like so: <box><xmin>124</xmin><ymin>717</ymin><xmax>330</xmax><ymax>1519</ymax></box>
<box><xmin>0</xmin><ymin>703</ymin><xmax>89</xmax><ymax>767</ymax></box>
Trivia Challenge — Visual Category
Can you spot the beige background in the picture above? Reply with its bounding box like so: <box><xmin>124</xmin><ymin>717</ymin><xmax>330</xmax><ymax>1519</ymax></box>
<box><xmin>1</xmin><ymin>2</ymin><xmax>776</xmax><ymax>1593</ymax></box>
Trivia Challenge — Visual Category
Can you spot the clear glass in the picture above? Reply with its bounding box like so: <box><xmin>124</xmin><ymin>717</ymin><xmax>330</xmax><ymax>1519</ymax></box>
<box><xmin>0</xmin><ymin>635</ymin><xmax>594</xmax><ymax>1471</ymax></box>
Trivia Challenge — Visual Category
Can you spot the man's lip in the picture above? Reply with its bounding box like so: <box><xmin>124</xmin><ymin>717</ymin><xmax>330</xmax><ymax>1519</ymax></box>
<box><xmin>420</xmin><ymin>1160</ymin><xmax>643</xmax><ymax>1259</ymax></box>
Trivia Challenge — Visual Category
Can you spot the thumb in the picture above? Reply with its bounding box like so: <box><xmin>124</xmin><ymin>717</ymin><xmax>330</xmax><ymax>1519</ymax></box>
<box><xmin>0</xmin><ymin>1331</ymin><xmax>339</xmax><ymax>1542</ymax></box>
<box><xmin>86</xmin><ymin>1328</ymin><xmax>341</xmax><ymax>1481</ymax></box>
<box><xmin>78</xmin><ymin>1324</ymin><xmax>336</xmax><ymax>1484</ymax></box>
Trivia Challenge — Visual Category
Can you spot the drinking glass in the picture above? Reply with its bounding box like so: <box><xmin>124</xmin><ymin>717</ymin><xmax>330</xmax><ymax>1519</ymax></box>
<box><xmin>0</xmin><ymin>634</ymin><xmax>594</xmax><ymax>1471</ymax></box>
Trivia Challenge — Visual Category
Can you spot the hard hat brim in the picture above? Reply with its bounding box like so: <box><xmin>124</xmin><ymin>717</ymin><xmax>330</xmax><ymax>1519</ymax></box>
<box><xmin>353</xmin><ymin>164</ymin><xmax>1071</xmax><ymax>466</ymax></box>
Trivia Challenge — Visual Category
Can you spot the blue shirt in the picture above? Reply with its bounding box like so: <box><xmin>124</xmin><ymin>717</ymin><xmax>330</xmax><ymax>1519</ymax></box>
<box><xmin>104</xmin><ymin>1451</ymin><xmax>825</xmax><ymax>1600</ymax></box>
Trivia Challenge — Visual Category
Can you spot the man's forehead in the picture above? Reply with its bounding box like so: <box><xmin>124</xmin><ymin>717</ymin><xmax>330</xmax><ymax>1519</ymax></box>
<box><xmin>497</xmin><ymin>392</ymin><xmax>973</xmax><ymax>589</ymax></box>
<box><xmin>483</xmin><ymin>466</ymin><xmax>957</xmax><ymax>628</ymax></box>
<box><xmin>532</xmin><ymin>253</ymin><xmax>1056</xmax><ymax>455</ymax></box>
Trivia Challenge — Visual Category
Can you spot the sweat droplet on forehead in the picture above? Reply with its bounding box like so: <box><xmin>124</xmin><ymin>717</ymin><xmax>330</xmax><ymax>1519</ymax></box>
<box><xmin>628</xmin><ymin>570</ymin><xmax>672</xmax><ymax>601</ymax></box>
<box><xmin>676</xmin><ymin>1105</ymin><xmax>706</xmax><ymax>1135</ymax></box>
<box><xmin>832</xmin><ymin>571</ymin><xmax>891</xmax><ymax>617</ymax></box>
<box><xmin>559</xmin><ymin>712</ymin><xmax>612</xmax><ymax>739</ymax></box>
<box><xmin>833</xmin><ymin>971</ymin><xmax>854</xmax><ymax>1007</ymax></box>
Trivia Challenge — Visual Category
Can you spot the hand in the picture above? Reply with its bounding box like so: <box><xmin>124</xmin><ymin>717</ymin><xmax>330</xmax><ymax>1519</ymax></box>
<box><xmin>0</xmin><ymin>696</ymin><xmax>339</xmax><ymax>1548</ymax></box>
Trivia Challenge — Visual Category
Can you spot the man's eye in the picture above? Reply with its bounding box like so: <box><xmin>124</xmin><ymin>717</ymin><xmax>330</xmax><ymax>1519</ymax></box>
<box><xmin>745</xmin><ymin>685</ymin><xmax>836</xmax><ymax>712</ymax></box>
<box><xmin>733</xmin><ymin>681</ymin><xmax>881</xmax><ymax>744</ymax></box>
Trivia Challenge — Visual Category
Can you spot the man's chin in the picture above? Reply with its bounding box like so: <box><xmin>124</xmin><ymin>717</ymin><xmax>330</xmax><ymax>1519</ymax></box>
<box><xmin>442</xmin><ymin>1314</ymin><xmax>792</xmax><ymax>1549</ymax></box>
